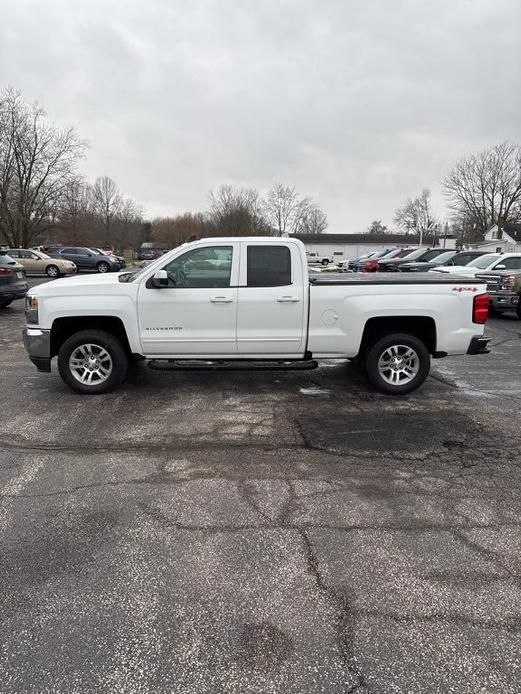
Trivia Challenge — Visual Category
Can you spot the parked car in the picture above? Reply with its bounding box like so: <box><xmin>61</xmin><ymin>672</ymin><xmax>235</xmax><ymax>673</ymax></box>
<box><xmin>306</xmin><ymin>251</ymin><xmax>334</xmax><ymax>266</ymax></box>
<box><xmin>346</xmin><ymin>251</ymin><xmax>378</xmax><ymax>271</ymax></box>
<box><xmin>0</xmin><ymin>252</ymin><xmax>29</xmax><ymax>308</ymax></box>
<box><xmin>354</xmin><ymin>249</ymin><xmax>393</xmax><ymax>272</ymax></box>
<box><xmin>398</xmin><ymin>250</ymin><xmax>487</xmax><ymax>273</ymax></box>
<box><xmin>6</xmin><ymin>248</ymin><xmax>76</xmax><ymax>277</ymax></box>
<box><xmin>475</xmin><ymin>269</ymin><xmax>521</xmax><ymax>318</ymax></box>
<box><xmin>48</xmin><ymin>246</ymin><xmax>122</xmax><ymax>273</ymax></box>
<box><xmin>431</xmin><ymin>253</ymin><xmax>521</xmax><ymax>277</ymax></box>
<box><xmin>361</xmin><ymin>247</ymin><xmax>416</xmax><ymax>272</ymax></box>
<box><xmin>377</xmin><ymin>248</ymin><xmax>446</xmax><ymax>272</ymax></box>
<box><xmin>89</xmin><ymin>248</ymin><xmax>126</xmax><ymax>268</ymax></box>
<box><xmin>137</xmin><ymin>245</ymin><xmax>168</xmax><ymax>260</ymax></box>
<box><xmin>23</xmin><ymin>237</ymin><xmax>490</xmax><ymax>396</ymax></box>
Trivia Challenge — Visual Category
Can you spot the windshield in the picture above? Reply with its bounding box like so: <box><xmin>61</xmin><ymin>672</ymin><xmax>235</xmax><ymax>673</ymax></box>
<box><xmin>467</xmin><ymin>254</ymin><xmax>500</xmax><ymax>268</ymax></box>
<box><xmin>35</xmin><ymin>251</ymin><xmax>50</xmax><ymax>259</ymax></box>
<box><xmin>392</xmin><ymin>248</ymin><xmax>414</xmax><ymax>258</ymax></box>
<box><xmin>430</xmin><ymin>251</ymin><xmax>456</xmax><ymax>264</ymax></box>
<box><xmin>399</xmin><ymin>248</ymin><xmax>424</xmax><ymax>261</ymax></box>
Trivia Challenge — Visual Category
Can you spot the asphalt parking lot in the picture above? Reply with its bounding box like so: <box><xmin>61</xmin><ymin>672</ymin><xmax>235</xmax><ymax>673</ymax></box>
<box><xmin>1</xmin><ymin>278</ymin><xmax>521</xmax><ymax>693</ymax></box>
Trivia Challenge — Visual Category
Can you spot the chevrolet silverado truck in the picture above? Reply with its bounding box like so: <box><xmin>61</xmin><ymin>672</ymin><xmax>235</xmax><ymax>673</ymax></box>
<box><xmin>23</xmin><ymin>237</ymin><xmax>490</xmax><ymax>395</ymax></box>
<box><xmin>475</xmin><ymin>269</ymin><xmax>521</xmax><ymax>318</ymax></box>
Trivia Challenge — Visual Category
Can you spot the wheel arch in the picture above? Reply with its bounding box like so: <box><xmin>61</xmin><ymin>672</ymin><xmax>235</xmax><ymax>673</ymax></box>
<box><xmin>358</xmin><ymin>316</ymin><xmax>437</xmax><ymax>359</ymax></box>
<box><xmin>50</xmin><ymin>316</ymin><xmax>134</xmax><ymax>358</ymax></box>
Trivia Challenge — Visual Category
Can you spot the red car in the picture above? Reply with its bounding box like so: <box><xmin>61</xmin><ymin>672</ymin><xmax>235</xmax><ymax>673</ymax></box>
<box><xmin>361</xmin><ymin>247</ymin><xmax>417</xmax><ymax>272</ymax></box>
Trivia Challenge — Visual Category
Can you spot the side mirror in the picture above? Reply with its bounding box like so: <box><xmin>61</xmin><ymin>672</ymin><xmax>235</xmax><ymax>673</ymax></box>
<box><xmin>495</xmin><ymin>264</ymin><xmax>506</xmax><ymax>270</ymax></box>
<box><xmin>151</xmin><ymin>269</ymin><xmax>173</xmax><ymax>288</ymax></box>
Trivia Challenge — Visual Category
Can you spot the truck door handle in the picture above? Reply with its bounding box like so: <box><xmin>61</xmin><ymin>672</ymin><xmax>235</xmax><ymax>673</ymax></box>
<box><xmin>277</xmin><ymin>296</ymin><xmax>300</xmax><ymax>303</ymax></box>
<box><xmin>210</xmin><ymin>296</ymin><xmax>233</xmax><ymax>303</ymax></box>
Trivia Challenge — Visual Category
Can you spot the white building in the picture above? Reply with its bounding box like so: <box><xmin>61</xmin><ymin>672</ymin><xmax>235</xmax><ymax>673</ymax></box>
<box><xmin>473</xmin><ymin>223</ymin><xmax>521</xmax><ymax>254</ymax></box>
<box><xmin>291</xmin><ymin>232</ymin><xmax>456</xmax><ymax>261</ymax></box>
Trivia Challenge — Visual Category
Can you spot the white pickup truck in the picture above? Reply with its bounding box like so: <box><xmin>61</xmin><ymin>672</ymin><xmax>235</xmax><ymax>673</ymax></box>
<box><xmin>23</xmin><ymin>237</ymin><xmax>490</xmax><ymax>395</ymax></box>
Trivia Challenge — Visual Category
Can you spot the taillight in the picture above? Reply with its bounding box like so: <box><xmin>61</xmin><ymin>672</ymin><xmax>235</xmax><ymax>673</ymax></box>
<box><xmin>0</xmin><ymin>267</ymin><xmax>12</xmax><ymax>275</ymax></box>
<box><xmin>473</xmin><ymin>293</ymin><xmax>489</xmax><ymax>324</ymax></box>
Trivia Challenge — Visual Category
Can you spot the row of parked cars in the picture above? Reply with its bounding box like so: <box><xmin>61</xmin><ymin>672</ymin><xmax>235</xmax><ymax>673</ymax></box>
<box><xmin>338</xmin><ymin>246</ymin><xmax>521</xmax><ymax>277</ymax></box>
<box><xmin>336</xmin><ymin>246</ymin><xmax>521</xmax><ymax>320</ymax></box>
<box><xmin>0</xmin><ymin>245</ymin><xmax>126</xmax><ymax>308</ymax></box>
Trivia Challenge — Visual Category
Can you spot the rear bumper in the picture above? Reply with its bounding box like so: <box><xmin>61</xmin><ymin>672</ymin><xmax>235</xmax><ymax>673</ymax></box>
<box><xmin>0</xmin><ymin>281</ymin><xmax>28</xmax><ymax>299</ymax></box>
<box><xmin>23</xmin><ymin>328</ymin><xmax>51</xmax><ymax>372</ymax></box>
<box><xmin>467</xmin><ymin>336</ymin><xmax>491</xmax><ymax>355</ymax></box>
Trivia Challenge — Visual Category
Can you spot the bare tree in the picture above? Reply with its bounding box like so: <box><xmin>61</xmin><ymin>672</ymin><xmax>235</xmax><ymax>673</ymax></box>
<box><xmin>207</xmin><ymin>184</ymin><xmax>270</xmax><ymax>236</ymax></box>
<box><xmin>151</xmin><ymin>213</ymin><xmax>205</xmax><ymax>248</ymax></box>
<box><xmin>298</xmin><ymin>204</ymin><xmax>328</xmax><ymax>235</ymax></box>
<box><xmin>367</xmin><ymin>220</ymin><xmax>388</xmax><ymax>235</ymax></box>
<box><xmin>443</xmin><ymin>141</ymin><xmax>521</xmax><ymax>238</ymax></box>
<box><xmin>0</xmin><ymin>86</ymin><xmax>87</xmax><ymax>247</ymax></box>
<box><xmin>91</xmin><ymin>175</ymin><xmax>123</xmax><ymax>239</ymax></box>
<box><xmin>54</xmin><ymin>178</ymin><xmax>94</xmax><ymax>245</ymax></box>
<box><xmin>263</xmin><ymin>183</ymin><xmax>300</xmax><ymax>236</ymax></box>
<box><xmin>112</xmin><ymin>197</ymin><xmax>144</xmax><ymax>252</ymax></box>
<box><xmin>263</xmin><ymin>183</ymin><xmax>327</xmax><ymax>235</ymax></box>
<box><xmin>394</xmin><ymin>189</ymin><xmax>436</xmax><ymax>244</ymax></box>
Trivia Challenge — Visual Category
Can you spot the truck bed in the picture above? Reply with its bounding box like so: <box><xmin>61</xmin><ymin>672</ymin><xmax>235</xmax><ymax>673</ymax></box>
<box><xmin>309</xmin><ymin>272</ymin><xmax>481</xmax><ymax>285</ymax></box>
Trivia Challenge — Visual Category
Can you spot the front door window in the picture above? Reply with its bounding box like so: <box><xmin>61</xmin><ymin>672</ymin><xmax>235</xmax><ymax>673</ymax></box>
<box><xmin>162</xmin><ymin>246</ymin><xmax>233</xmax><ymax>288</ymax></box>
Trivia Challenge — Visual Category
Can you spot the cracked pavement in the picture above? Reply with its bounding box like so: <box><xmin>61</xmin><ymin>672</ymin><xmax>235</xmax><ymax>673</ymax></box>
<box><xmin>1</xmin><ymin>279</ymin><xmax>521</xmax><ymax>693</ymax></box>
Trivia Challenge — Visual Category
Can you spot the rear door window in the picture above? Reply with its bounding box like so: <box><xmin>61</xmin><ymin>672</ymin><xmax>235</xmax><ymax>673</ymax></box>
<box><xmin>247</xmin><ymin>246</ymin><xmax>291</xmax><ymax>287</ymax></box>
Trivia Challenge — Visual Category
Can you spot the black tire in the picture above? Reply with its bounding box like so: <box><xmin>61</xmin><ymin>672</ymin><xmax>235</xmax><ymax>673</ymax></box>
<box><xmin>57</xmin><ymin>329</ymin><xmax>128</xmax><ymax>394</ymax></box>
<box><xmin>364</xmin><ymin>332</ymin><xmax>430</xmax><ymax>395</ymax></box>
<box><xmin>517</xmin><ymin>302</ymin><xmax>521</xmax><ymax>320</ymax></box>
<box><xmin>321</xmin><ymin>258</ymin><xmax>329</xmax><ymax>266</ymax></box>
<box><xmin>97</xmin><ymin>261</ymin><xmax>110</xmax><ymax>273</ymax></box>
<box><xmin>0</xmin><ymin>297</ymin><xmax>13</xmax><ymax>308</ymax></box>
<box><xmin>46</xmin><ymin>264</ymin><xmax>60</xmax><ymax>278</ymax></box>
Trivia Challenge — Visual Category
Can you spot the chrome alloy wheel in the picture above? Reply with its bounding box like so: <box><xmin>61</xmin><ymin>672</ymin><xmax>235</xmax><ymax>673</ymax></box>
<box><xmin>69</xmin><ymin>343</ymin><xmax>113</xmax><ymax>385</ymax></box>
<box><xmin>377</xmin><ymin>344</ymin><xmax>420</xmax><ymax>386</ymax></box>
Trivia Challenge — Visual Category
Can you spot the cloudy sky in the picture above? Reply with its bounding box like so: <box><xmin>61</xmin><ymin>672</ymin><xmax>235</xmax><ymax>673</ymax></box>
<box><xmin>1</xmin><ymin>0</ymin><xmax>520</xmax><ymax>233</ymax></box>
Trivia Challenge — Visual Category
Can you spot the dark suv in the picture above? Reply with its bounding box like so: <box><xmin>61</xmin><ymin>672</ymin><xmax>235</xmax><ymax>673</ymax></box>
<box><xmin>0</xmin><ymin>252</ymin><xmax>29</xmax><ymax>308</ymax></box>
<box><xmin>49</xmin><ymin>246</ymin><xmax>121</xmax><ymax>273</ymax></box>
<box><xmin>377</xmin><ymin>247</ymin><xmax>447</xmax><ymax>272</ymax></box>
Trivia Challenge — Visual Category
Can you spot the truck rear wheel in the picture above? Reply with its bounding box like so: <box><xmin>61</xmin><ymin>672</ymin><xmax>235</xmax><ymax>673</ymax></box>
<box><xmin>58</xmin><ymin>329</ymin><xmax>128</xmax><ymax>394</ymax></box>
<box><xmin>364</xmin><ymin>333</ymin><xmax>430</xmax><ymax>395</ymax></box>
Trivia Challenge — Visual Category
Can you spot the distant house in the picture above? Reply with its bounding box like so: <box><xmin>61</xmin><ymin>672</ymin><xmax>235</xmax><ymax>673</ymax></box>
<box><xmin>291</xmin><ymin>232</ymin><xmax>456</xmax><ymax>260</ymax></box>
<box><xmin>474</xmin><ymin>223</ymin><xmax>521</xmax><ymax>253</ymax></box>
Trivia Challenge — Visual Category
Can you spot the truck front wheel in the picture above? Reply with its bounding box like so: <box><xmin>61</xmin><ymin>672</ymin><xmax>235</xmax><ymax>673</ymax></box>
<box><xmin>58</xmin><ymin>329</ymin><xmax>128</xmax><ymax>394</ymax></box>
<box><xmin>364</xmin><ymin>333</ymin><xmax>430</xmax><ymax>395</ymax></box>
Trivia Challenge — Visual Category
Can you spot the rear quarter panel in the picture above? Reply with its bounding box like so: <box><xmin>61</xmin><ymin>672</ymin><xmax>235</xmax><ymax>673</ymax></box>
<box><xmin>307</xmin><ymin>281</ymin><xmax>486</xmax><ymax>357</ymax></box>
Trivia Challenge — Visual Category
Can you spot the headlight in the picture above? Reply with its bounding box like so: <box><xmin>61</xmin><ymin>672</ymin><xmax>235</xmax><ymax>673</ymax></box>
<box><xmin>25</xmin><ymin>295</ymin><xmax>39</xmax><ymax>324</ymax></box>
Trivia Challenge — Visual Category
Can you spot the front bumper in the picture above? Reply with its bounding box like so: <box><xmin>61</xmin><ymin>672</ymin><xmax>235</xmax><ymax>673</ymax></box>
<box><xmin>467</xmin><ymin>336</ymin><xmax>491</xmax><ymax>355</ymax></box>
<box><xmin>23</xmin><ymin>328</ymin><xmax>51</xmax><ymax>372</ymax></box>
<box><xmin>488</xmin><ymin>292</ymin><xmax>519</xmax><ymax>310</ymax></box>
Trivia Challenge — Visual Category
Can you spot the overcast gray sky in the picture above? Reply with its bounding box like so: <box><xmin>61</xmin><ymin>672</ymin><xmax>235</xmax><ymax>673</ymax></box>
<box><xmin>1</xmin><ymin>0</ymin><xmax>520</xmax><ymax>233</ymax></box>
